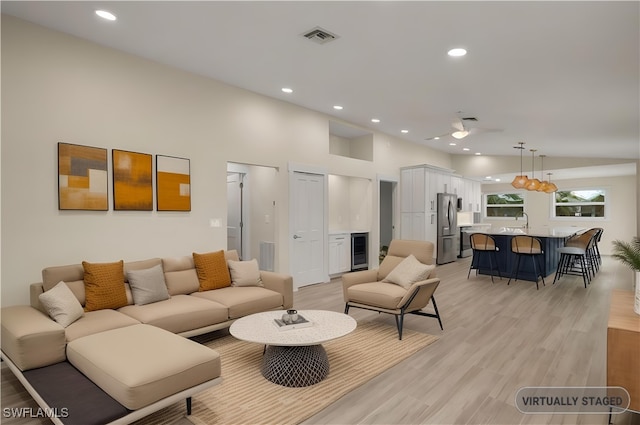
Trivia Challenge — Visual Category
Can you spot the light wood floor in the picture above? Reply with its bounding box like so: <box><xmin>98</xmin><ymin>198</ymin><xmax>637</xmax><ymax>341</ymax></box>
<box><xmin>297</xmin><ymin>256</ymin><xmax>639</xmax><ymax>425</ymax></box>
<box><xmin>2</xmin><ymin>256</ymin><xmax>639</xmax><ymax>425</ymax></box>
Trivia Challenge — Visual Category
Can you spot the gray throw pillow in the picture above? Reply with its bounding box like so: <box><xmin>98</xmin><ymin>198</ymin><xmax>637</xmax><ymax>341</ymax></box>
<box><xmin>127</xmin><ymin>264</ymin><xmax>170</xmax><ymax>305</ymax></box>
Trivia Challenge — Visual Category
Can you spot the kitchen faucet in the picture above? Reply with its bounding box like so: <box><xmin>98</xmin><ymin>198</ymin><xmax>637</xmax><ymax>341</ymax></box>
<box><xmin>516</xmin><ymin>211</ymin><xmax>529</xmax><ymax>229</ymax></box>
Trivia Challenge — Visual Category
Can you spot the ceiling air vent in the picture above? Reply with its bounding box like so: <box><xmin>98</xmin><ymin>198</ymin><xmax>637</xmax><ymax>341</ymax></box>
<box><xmin>302</xmin><ymin>27</ymin><xmax>339</xmax><ymax>44</ymax></box>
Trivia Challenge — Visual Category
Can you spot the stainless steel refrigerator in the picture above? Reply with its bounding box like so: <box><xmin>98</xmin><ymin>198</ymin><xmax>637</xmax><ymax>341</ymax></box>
<box><xmin>437</xmin><ymin>193</ymin><xmax>458</xmax><ymax>264</ymax></box>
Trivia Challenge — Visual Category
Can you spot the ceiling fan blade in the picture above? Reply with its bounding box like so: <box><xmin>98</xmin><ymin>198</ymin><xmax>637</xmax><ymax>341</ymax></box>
<box><xmin>451</xmin><ymin>118</ymin><xmax>465</xmax><ymax>132</ymax></box>
<box><xmin>424</xmin><ymin>132</ymin><xmax>451</xmax><ymax>141</ymax></box>
<box><xmin>468</xmin><ymin>127</ymin><xmax>504</xmax><ymax>136</ymax></box>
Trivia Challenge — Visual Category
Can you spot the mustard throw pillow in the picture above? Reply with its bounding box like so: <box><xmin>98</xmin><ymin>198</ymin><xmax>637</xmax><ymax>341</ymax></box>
<box><xmin>82</xmin><ymin>260</ymin><xmax>128</xmax><ymax>312</ymax></box>
<box><xmin>193</xmin><ymin>251</ymin><xmax>232</xmax><ymax>291</ymax></box>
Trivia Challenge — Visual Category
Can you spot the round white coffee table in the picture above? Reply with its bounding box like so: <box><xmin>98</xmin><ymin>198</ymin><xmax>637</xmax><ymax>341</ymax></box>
<box><xmin>229</xmin><ymin>310</ymin><xmax>357</xmax><ymax>387</ymax></box>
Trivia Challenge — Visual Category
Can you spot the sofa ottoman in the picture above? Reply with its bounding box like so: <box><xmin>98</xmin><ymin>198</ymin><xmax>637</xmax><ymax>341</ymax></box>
<box><xmin>66</xmin><ymin>324</ymin><xmax>221</xmax><ymax>411</ymax></box>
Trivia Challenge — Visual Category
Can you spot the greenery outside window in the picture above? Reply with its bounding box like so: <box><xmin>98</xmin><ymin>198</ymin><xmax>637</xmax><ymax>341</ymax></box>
<box><xmin>553</xmin><ymin>189</ymin><xmax>606</xmax><ymax>219</ymax></box>
<box><xmin>485</xmin><ymin>193</ymin><xmax>525</xmax><ymax>218</ymax></box>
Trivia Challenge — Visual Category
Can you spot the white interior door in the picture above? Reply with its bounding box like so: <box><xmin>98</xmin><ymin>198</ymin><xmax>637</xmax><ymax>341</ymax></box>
<box><xmin>291</xmin><ymin>171</ymin><xmax>325</xmax><ymax>288</ymax></box>
<box><xmin>227</xmin><ymin>173</ymin><xmax>243</xmax><ymax>256</ymax></box>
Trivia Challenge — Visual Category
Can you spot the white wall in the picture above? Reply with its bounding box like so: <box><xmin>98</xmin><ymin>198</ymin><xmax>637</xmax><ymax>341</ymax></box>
<box><xmin>1</xmin><ymin>16</ymin><xmax>452</xmax><ymax>306</ymax></box>
<box><xmin>481</xmin><ymin>175</ymin><xmax>637</xmax><ymax>255</ymax></box>
<box><xmin>327</xmin><ymin>175</ymin><xmax>371</xmax><ymax>232</ymax></box>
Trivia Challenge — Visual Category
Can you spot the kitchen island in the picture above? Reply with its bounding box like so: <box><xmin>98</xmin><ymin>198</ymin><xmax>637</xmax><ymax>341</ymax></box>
<box><xmin>462</xmin><ymin>227</ymin><xmax>586</xmax><ymax>282</ymax></box>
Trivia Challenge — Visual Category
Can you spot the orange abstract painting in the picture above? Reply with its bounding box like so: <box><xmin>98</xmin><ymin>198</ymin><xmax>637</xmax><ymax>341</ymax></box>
<box><xmin>156</xmin><ymin>155</ymin><xmax>191</xmax><ymax>211</ymax></box>
<box><xmin>112</xmin><ymin>150</ymin><xmax>153</xmax><ymax>211</ymax></box>
<box><xmin>58</xmin><ymin>143</ymin><xmax>108</xmax><ymax>210</ymax></box>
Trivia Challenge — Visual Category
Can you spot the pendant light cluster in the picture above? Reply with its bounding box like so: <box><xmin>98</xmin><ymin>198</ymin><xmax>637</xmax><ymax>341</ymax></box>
<box><xmin>510</xmin><ymin>142</ymin><xmax>557</xmax><ymax>193</ymax></box>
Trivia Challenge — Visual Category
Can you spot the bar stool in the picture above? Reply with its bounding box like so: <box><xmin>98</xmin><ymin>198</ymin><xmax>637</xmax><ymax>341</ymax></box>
<box><xmin>554</xmin><ymin>229</ymin><xmax>599</xmax><ymax>288</ymax></box>
<box><xmin>468</xmin><ymin>233</ymin><xmax>501</xmax><ymax>283</ymax></box>
<box><xmin>508</xmin><ymin>235</ymin><xmax>545</xmax><ymax>290</ymax></box>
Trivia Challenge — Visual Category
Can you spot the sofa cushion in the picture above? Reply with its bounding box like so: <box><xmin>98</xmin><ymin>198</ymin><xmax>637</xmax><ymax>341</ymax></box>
<box><xmin>42</xmin><ymin>264</ymin><xmax>86</xmax><ymax>305</ymax></box>
<box><xmin>66</xmin><ymin>324</ymin><xmax>221</xmax><ymax>410</ymax></box>
<box><xmin>382</xmin><ymin>254</ymin><xmax>435</xmax><ymax>289</ymax></box>
<box><xmin>377</xmin><ymin>255</ymin><xmax>404</xmax><ymax>280</ymax></box>
<box><xmin>38</xmin><ymin>281</ymin><xmax>84</xmax><ymax>327</ymax></box>
<box><xmin>64</xmin><ymin>309</ymin><xmax>140</xmax><ymax>342</ymax></box>
<box><xmin>347</xmin><ymin>282</ymin><xmax>407</xmax><ymax>310</ymax></box>
<box><xmin>193</xmin><ymin>251</ymin><xmax>232</xmax><ymax>291</ymax></box>
<box><xmin>1</xmin><ymin>306</ymin><xmax>66</xmax><ymax>371</ymax></box>
<box><xmin>227</xmin><ymin>259</ymin><xmax>263</xmax><ymax>287</ymax></box>
<box><xmin>162</xmin><ymin>256</ymin><xmax>199</xmax><ymax>295</ymax></box>
<box><xmin>118</xmin><ymin>295</ymin><xmax>229</xmax><ymax>334</ymax></box>
<box><xmin>82</xmin><ymin>260</ymin><xmax>128</xmax><ymax>312</ymax></box>
<box><xmin>126</xmin><ymin>265</ymin><xmax>170</xmax><ymax>305</ymax></box>
<box><xmin>191</xmin><ymin>287</ymin><xmax>283</xmax><ymax>319</ymax></box>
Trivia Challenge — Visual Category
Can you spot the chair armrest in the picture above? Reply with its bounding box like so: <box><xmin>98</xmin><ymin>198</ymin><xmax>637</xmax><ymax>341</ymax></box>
<box><xmin>1</xmin><ymin>305</ymin><xmax>66</xmax><ymax>371</ymax></box>
<box><xmin>398</xmin><ymin>278</ymin><xmax>441</xmax><ymax>311</ymax></box>
<box><xmin>342</xmin><ymin>269</ymin><xmax>379</xmax><ymax>301</ymax></box>
<box><xmin>260</xmin><ymin>271</ymin><xmax>294</xmax><ymax>309</ymax></box>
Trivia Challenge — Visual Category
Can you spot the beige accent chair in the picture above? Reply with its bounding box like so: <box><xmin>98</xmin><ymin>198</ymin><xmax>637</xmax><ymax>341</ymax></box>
<box><xmin>342</xmin><ymin>240</ymin><xmax>443</xmax><ymax>340</ymax></box>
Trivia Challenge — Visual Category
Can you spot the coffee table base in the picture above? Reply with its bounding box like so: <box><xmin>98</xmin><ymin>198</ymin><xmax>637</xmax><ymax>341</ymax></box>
<box><xmin>261</xmin><ymin>344</ymin><xmax>329</xmax><ymax>387</ymax></box>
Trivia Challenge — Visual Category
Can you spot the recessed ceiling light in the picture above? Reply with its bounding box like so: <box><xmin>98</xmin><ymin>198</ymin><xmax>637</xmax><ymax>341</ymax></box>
<box><xmin>495</xmin><ymin>178</ymin><xmax>501</xmax><ymax>182</ymax></box>
<box><xmin>448</xmin><ymin>48</ymin><xmax>467</xmax><ymax>57</ymax></box>
<box><xmin>434</xmin><ymin>137</ymin><xmax>440</xmax><ymax>140</ymax></box>
<box><xmin>281</xmin><ymin>88</ymin><xmax>293</xmax><ymax>94</ymax></box>
<box><xmin>449</xmin><ymin>143</ymin><xmax>456</xmax><ymax>146</ymax></box>
<box><xmin>475</xmin><ymin>152</ymin><xmax>481</xmax><ymax>155</ymax></box>
<box><xmin>333</xmin><ymin>105</ymin><xmax>343</xmax><ymax>110</ymax></box>
<box><xmin>95</xmin><ymin>10</ymin><xmax>117</xmax><ymax>21</ymax></box>
<box><xmin>463</xmin><ymin>148</ymin><xmax>470</xmax><ymax>151</ymax></box>
<box><xmin>401</xmin><ymin>130</ymin><xmax>409</xmax><ymax>134</ymax></box>
<box><xmin>371</xmin><ymin>118</ymin><xmax>380</xmax><ymax>123</ymax></box>
<box><xmin>486</xmin><ymin>176</ymin><xmax>492</xmax><ymax>179</ymax></box>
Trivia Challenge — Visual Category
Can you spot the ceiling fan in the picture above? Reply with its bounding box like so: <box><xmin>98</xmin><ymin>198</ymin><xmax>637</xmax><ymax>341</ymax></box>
<box><xmin>425</xmin><ymin>116</ymin><xmax>503</xmax><ymax>141</ymax></box>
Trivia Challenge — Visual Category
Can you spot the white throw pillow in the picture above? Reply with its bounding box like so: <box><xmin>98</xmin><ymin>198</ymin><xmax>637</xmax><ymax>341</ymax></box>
<box><xmin>127</xmin><ymin>264</ymin><xmax>170</xmax><ymax>305</ymax></box>
<box><xmin>382</xmin><ymin>254</ymin><xmax>435</xmax><ymax>290</ymax></box>
<box><xmin>39</xmin><ymin>281</ymin><xmax>84</xmax><ymax>327</ymax></box>
<box><xmin>227</xmin><ymin>259</ymin><xmax>263</xmax><ymax>287</ymax></box>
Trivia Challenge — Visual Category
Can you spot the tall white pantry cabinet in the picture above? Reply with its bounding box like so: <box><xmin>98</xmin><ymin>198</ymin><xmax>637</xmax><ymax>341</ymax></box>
<box><xmin>400</xmin><ymin>166</ymin><xmax>482</xmax><ymax>243</ymax></box>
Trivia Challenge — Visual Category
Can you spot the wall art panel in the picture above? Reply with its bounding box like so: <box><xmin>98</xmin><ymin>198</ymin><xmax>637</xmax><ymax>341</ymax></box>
<box><xmin>156</xmin><ymin>155</ymin><xmax>191</xmax><ymax>211</ymax></box>
<box><xmin>112</xmin><ymin>149</ymin><xmax>153</xmax><ymax>211</ymax></box>
<box><xmin>58</xmin><ymin>142</ymin><xmax>108</xmax><ymax>210</ymax></box>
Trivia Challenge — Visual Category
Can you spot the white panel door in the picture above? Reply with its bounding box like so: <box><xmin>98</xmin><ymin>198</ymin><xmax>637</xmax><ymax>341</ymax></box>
<box><xmin>226</xmin><ymin>173</ymin><xmax>242</xmax><ymax>255</ymax></box>
<box><xmin>291</xmin><ymin>172</ymin><xmax>325</xmax><ymax>288</ymax></box>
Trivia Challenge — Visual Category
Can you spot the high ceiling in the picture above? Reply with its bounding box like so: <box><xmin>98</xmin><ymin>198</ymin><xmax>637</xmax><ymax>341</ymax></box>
<box><xmin>3</xmin><ymin>1</ymin><xmax>639</xmax><ymax>160</ymax></box>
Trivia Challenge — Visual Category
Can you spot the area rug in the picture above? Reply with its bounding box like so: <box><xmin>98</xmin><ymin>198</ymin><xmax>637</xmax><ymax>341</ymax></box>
<box><xmin>132</xmin><ymin>320</ymin><xmax>438</xmax><ymax>425</ymax></box>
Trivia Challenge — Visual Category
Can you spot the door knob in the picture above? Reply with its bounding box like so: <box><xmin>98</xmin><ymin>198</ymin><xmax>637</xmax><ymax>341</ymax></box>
<box><xmin>293</xmin><ymin>235</ymin><xmax>301</xmax><ymax>239</ymax></box>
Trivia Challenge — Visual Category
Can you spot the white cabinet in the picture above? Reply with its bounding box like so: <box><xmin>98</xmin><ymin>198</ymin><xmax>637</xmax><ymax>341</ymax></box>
<box><xmin>400</xmin><ymin>169</ymin><xmax>413</xmax><ymax>213</ymax></box>
<box><xmin>426</xmin><ymin>170</ymin><xmax>438</xmax><ymax>212</ymax></box>
<box><xmin>472</xmin><ymin>181</ymin><xmax>482</xmax><ymax>213</ymax></box>
<box><xmin>328</xmin><ymin>233</ymin><xmax>350</xmax><ymax>275</ymax></box>
<box><xmin>457</xmin><ymin>178</ymin><xmax>483</xmax><ymax>213</ymax></box>
<box><xmin>401</xmin><ymin>168</ymin><xmax>426</xmax><ymax>213</ymax></box>
<box><xmin>401</xmin><ymin>166</ymin><xmax>479</xmax><ymax>244</ymax></box>
<box><xmin>401</xmin><ymin>212</ymin><xmax>425</xmax><ymax>240</ymax></box>
<box><xmin>451</xmin><ymin>176</ymin><xmax>462</xmax><ymax>196</ymax></box>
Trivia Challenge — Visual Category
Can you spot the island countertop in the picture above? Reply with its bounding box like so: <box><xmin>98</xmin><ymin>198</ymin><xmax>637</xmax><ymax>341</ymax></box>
<box><xmin>461</xmin><ymin>226</ymin><xmax>586</xmax><ymax>239</ymax></box>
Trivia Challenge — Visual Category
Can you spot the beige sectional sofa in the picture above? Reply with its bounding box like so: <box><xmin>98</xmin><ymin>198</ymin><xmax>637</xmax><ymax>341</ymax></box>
<box><xmin>1</xmin><ymin>250</ymin><xmax>293</xmax><ymax>424</ymax></box>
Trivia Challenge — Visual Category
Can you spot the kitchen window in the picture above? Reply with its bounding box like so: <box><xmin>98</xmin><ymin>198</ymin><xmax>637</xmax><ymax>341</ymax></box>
<box><xmin>552</xmin><ymin>188</ymin><xmax>606</xmax><ymax>219</ymax></box>
<box><xmin>484</xmin><ymin>193</ymin><xmax>525</xmax><ymax>218</ymax></box>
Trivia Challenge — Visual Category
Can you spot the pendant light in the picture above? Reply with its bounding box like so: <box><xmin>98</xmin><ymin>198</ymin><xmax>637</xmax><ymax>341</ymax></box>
<box><xmin>544</xmin><ymin>172</ymin><xmax>558</xmax><ymax>193</ymax></box>
<box><xmin>525</xmin><ymin>149</ymin><xmax>541</xmax><ymax>191</ymax></box>
<box><xmin>537</xmin><ymin>155</ymin><xmax>549</xmax><ymax>192</ymax></box>
<box><xmin>511</xmin><ymin>142</ymin><xmax>529</xmax><ymax>189</ymax></box>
